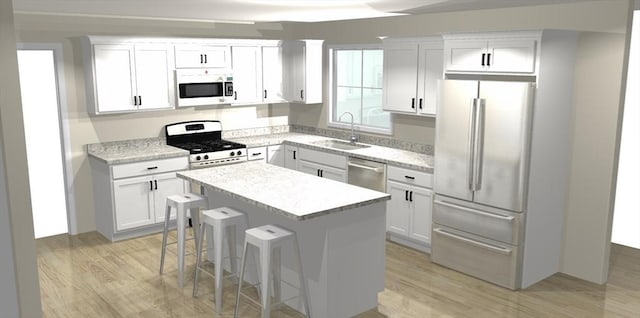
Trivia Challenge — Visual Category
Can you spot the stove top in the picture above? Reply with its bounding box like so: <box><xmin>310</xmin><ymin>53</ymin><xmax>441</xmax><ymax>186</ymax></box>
<box><xmin>172</xmin><ymin>140</ymin><xmax>246</xmax><ymax>154</ymax></box>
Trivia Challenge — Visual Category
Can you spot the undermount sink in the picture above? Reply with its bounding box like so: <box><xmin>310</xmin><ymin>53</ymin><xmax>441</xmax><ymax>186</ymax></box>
<box><xmin>311</xmin><ymin>139</ymin><xmax>371</xmax><ymax>151</ymax></box>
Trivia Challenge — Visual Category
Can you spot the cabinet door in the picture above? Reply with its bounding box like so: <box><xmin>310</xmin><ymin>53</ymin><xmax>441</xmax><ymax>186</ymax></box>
<box><xmin>93</xmin><ymin>44</ymin><xmax>136</xmax><ymax>112</ymax></box>
<box><xmin>262</xmin><ymin>46</ymin><xmax>285</xmax><ymax>102</ymax></box>
<box><xmin>231</xmin><ymin>46</ymin><xmax>263</xmax><ymax>104</ymax></box>
<box><xmin>134</xmin><ymin>44</ymin><xmax>174</xmax><ymax>110</ymax></box>
<box><xmin>486</xmin><ymin>39</ymin><xmax>536</xmax><ymax>73</ymax></box>
<box><xmin>175</xmin><ymin>46</ymin><xmax>206</xmax><ymax>68</ymax></box>
<box><xmin>382</xmin><ymin>43</ymin><xmax>419</xmax><ymax>113</ymax></box>
<box><xmin>284</xmin><ymin>41</ymin><xmax>305</xmax><ymax>103</ymax></box>
<box><xmin>267</xmin><ymin>145</ymin><xmax>285</xmax><ymax>167</ymax></box>
<box><xmin>153</xmin><ymin>172</ymin><xmax>187</xmax><ymax>224</ymax></box>
<box><xmin>386</xmin><ymin>180</ymin><xmax>410</xmax><ymax>236</ymax></box>
<box><xmin>284</xmin><ymin>145</ymin><xmax>298</xmax><ymax>170</ymax></box>
<box><xmin>302</xmin><ymin>40</ymin><xmax>323</xmax><ymax>104</ymax></box>
<box><xmin>409</xmin><ymin>187</ymin><xmax>433</xmax><ymax>244</ymax></box>
<box><xmin>297</xmin><ymin>159</ymin><xmax>322</xmax><ymax>177</ymax></box>
<box><xmin>201</xmin><ymin>45</ymin><xmax>231</xmax><ymax>68</ymax></box>
<box><xmin>318</xmin><ymin>165</ymin><xmax>347</xmax><ymax>183</ymax></box>
<box><xmin>444</xmin><ymin>40</ymin><xmax>487</xmax><ymax>72</ymax></box>
<box><xmin>416</xmin><ymin>43</ymin><xmax>443</xmax><ymax>116</ymax></box>
<box><xmin>113</xmin><ymin>175</ymin><xmax>154</xmax><ymax>231</ymax></box>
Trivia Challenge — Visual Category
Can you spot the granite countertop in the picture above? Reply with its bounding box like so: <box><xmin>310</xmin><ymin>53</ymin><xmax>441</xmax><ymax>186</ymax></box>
<box><xmin>178</xmin><ymin>161</ymin><xmax>391</xmax><ymax>221</ymax></box>
<box><xmin>230</xmin><ymin>133</ymin><xmax>434</xmax><ymax>173</ymax></box>
<box><xmin>87</xmin><ymin>138</ymin><xmax>189</xmax><ymax>164</ymax></box>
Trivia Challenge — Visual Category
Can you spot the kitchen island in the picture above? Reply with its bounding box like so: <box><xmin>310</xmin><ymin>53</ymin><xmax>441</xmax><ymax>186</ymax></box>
<box><xmin>177</xmin><ymin>161</ymin><xmax>390</xmax><ymax>318</ymax></box>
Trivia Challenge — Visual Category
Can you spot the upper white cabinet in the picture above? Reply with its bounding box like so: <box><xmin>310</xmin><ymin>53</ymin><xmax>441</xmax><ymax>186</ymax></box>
<box><xmin>262</xmin><ymin>45</ymin><xmax>286</xmax><ymax>103</ymax></box>
<box><xmin>174</xmin><ymin>45</ymin><xmax>231</xmax><ymax>69</ymax></box>
<box><xmin>284</xmin><ymin>40</ymin><xmax>323</xmax><ymax>104</ymax></box>
<box><xmin>83</xmin><ymin>38</ymin><xmax>175</xmax><ymax>114</ymax></box>
<box><xmin>382</xmin><ymin>37</ymin><xmax>443</xmax><ymax>116</ymax></box>
<box><xmin>231</xmin><ymin>45</ymin><xmax>263</xmax><ymax>104</ymax></box>
<box><xmin>443</xmin><ymin>32</ymin><xmax>539</xmax><ymax>74</ymax></box>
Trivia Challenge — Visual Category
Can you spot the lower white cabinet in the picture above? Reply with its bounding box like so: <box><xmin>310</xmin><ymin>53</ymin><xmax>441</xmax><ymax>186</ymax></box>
<box><xmin>298</xmin><ymin>159</ymin><xmax>347</xmax><ymax>183</ymax></box>
<box><xmin>91</xmin><ymin>156</ymin><xmax>188</xmax><ymax>241</ymax></box>
<box><xmin>386</xmin><ymin>166</ymin><xmax>434</xmax><ymax>252</ymax></box>
<box><xmin>267</xmin><ymin>145</ymin><xmax>285</xmax><ymax>166</ymax></box>
<box><xmin>284</xmin><ymin>145</ymin><xmax>299</xmax><ymax>170</ymax></box>
<box><xmin>247</xmin><ymin>146</ymin><xmax>267</xmax><ymax>162</ymax></box>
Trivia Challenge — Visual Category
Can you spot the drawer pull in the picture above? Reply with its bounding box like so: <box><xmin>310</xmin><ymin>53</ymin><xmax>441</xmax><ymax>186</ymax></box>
<box><xmin>147</xmin><ymin>166</ymin><xmax>158</xmax><ymax>170</ymax></box>
<box><xmin>435</xmin><ymin>200</ymin><xmax>515</xmax><ymax>223</ymax></box>
<box><xmin>252</xmin><ymin>152</ymin><xmax>262</xmax><ymax>156</ymax></box>
<box><xmin>434</xmin><ymin>228</ymin><xmax>512</xmax><ymax>256</ymax></box>
<box><xmin>404</xmin><ymin>175</ymin><xmax>415</xmax><ymax>180</ymax></box>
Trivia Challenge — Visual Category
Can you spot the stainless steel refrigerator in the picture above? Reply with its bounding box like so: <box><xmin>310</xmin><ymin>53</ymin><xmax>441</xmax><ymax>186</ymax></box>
<box><xmin>431</xmin><ymin>79</ymin><xmax>535</xmax><ymax>289</ymax></box>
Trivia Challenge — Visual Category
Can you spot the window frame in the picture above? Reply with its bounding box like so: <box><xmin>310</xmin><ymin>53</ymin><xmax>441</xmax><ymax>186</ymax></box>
<box><xmin>327</xmin><ymin>44</ymin><xmax>392</xmax><ymax>136</ymax></box>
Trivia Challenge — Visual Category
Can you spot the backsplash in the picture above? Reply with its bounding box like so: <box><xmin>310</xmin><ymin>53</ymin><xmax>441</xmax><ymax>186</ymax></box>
<box><xmin>290</xmin><ymin>125</ymin><xmax>434</xmax><ymax>155</ymax></box>
<box><xmin>221</xmin><ymin>125</ymin><xmax>290</xmax><ymax>138</ymax></box>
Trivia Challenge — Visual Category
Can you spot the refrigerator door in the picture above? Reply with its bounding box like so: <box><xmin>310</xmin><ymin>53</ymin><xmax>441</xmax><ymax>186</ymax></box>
<box><xmin>473</xmin><ymin>81</ymin><xmax>534</xmax><ymax>212</ymax></box>
<box><xmin>434</xmin><ymin>80</ymin><xmax>479</xmax><ymax>202</ymax></box>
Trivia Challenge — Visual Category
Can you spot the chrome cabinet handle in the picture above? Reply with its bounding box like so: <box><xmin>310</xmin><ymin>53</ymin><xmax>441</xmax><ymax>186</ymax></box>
<box><xmin>347</xmin><ymin>161</ymin><xmax>384</xmax><ymax>173</ymax></box>
<box><xmin>434</xmin><ymin>200</ymin><xmax>515</xmax><ymax>222</ymax></box>
<box><xmin>467</xmin><ymin>98</ymin><xmax>478</xmax><ymax>190</ymax></box>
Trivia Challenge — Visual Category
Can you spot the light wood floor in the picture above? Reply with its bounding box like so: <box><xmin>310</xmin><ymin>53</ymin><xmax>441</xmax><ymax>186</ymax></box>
<box><xmin>36</xmin><ymin>231</ymin><xmax>640</xmax><ymax>317</ymax></box>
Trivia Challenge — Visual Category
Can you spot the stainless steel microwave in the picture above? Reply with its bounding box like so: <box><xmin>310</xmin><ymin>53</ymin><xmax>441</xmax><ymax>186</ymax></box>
<box><xmin>176</xmin><ymin>69</ymin><xmax>233</xmax><ymax>107</ymax></box>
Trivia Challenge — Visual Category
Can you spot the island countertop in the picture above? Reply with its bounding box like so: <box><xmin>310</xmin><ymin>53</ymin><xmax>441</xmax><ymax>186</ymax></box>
<box><xmin>177</xmin><ymin>161</ymin><xmax>391</xmax><ymax>221</ymax></box>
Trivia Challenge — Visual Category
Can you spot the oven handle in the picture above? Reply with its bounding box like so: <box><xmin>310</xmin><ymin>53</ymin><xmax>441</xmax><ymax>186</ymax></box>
<box><xmin>433</xmin><ymin>228</ymin><xmax>512</xmax><ymax>255</ymax></box>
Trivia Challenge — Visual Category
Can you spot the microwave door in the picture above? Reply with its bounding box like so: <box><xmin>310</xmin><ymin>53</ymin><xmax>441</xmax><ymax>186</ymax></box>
<box><xmin>179</xmin><ymin>82</ymin><xmax>223</xmax><ymax>99</ymax></box>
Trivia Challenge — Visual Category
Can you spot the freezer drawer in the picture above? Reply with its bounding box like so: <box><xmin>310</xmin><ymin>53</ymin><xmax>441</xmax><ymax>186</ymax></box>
<box><xmin>433</xmin><ymin>197</ymin><xmax>523</xmax><ymax>245</ymax></box>
<box><xmin>431</xmin><ymin>226</ymin><xmax>521</xmax><ymax>289</ymax></box>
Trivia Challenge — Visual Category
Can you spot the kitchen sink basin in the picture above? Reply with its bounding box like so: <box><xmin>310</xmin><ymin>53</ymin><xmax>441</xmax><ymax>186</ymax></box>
<box><xmin>311</xmin><ymin>139</ymin><xmax>371</xmax><ymax>151</ymax></box>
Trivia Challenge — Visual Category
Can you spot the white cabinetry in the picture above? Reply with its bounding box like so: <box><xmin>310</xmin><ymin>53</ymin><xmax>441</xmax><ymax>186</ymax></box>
<box><xmin>247</xmin><ymin>146</ymin><xmax>267</xmax><ymax>162</ymax></box>
<box><xmin>382</xmin><ymin>37</ymin><xmax>443</xmax><ymax>116</ymax></box>
<box><xmin>230</xmin><ymin>41</ymin><xmax>284</xmax><ymax>105</ymax></box>
<box><xmin>174</xmin><ymin>45</ymin><xmax>231</xmax><ymax>69</ymax></box>
<box><xmin>443</xmin><ymin>32</ymin><xmax>538</xmax><ymax>74</ymax></box>
<box><xmin>297</xmin><ymin>147</ymin><xmax>347</xmax><ymax>183</ymax></box>
<box><xmin>83</xmin><ymin>37</ymin><xmax>175</xmax><ymax>114</ymax></box>
<box><xmin>284</xmin><ymin>40</ymin><xmax>323</xmax><ymax>104</ymax></box>
<box><xmin>386</xmin><ymin>165</ymin><xmax>434</xmax><ymax>252</ymax></box>
<box><xmin>284</xmin><ymin>145</ymin><xmax>299</xmax><ymax>170</ymax></box>
<box><xmin>267</xmin><ymin>145</ymin><xmax>285</xmax><ymax>167</ymax></box>
<box><xmin>90</xmin><ymin>156</ymin><xmax>188</xmax><ymax>241</ymax></box>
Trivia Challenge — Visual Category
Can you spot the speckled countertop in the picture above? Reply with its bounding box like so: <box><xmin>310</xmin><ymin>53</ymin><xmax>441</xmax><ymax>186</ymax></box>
<box><xmin>178</xmin><ymin>161</ymin><xmax>390</xmax><ymax>221</ymax></box>
<box><xmin>87</xmin><ymin>138</ymin><xmax>189</xmax><ymax>164</ymax></box>
<box><xmin>230</xmin><ymin>133</ymin><xmax>434</xmax><ymax>173</ymax></box>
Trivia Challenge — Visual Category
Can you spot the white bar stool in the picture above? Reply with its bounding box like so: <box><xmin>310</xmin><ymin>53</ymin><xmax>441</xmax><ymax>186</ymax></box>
<box><xmin>234</xmin><ymin>224</ymin><xmax>311</xmax><ymax>318</ymax></box>
<box><xmin>159</xmin><ymin>193</ymin><xmax>208</xmax><ymax>288</ymax></box>
<box><xmin>193</xmin><ymin>207</ymin><xmax>248</xmax><ymax>314</ymax></box>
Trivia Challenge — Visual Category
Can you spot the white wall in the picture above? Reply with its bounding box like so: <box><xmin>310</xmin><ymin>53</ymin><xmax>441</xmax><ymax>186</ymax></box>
<box><xmin>612</xmin><ymin>10</ymin><xmax>640</xmax><ymax>248</ymax></box>
<box><xmin>0</xmin><ymin>0</ymin><xmax>42</xmax><ymax>316</ymax></box>
<box><xmin>287</xmin><ymin>0</ymin><xmax>633</xmax><ymax>284</ymax></box>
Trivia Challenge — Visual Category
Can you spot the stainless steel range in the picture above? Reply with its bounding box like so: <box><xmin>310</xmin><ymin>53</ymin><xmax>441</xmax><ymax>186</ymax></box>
<box><xmin>165</xmin><ymin>120</ymin><xmax>247</xmax><ymax>169</ymax></box>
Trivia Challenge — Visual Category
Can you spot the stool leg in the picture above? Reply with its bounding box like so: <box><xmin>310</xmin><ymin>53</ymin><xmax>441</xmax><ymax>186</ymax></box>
<box><xmin>191</xmin><ymin>207</ymin><xmax>201</xmax><ymax>252</ymax></box>
<box><xmin>234</xmin><ymin>240</ymin><xmax>250</xmax><ymax>318</ymax></box>
<box><xmin>192</xmin><ymin>222</ymin><xmax>207</xmax><ymax>297</ymax></box>
<box><xmin>293</xmin><ymin>236</ymin><xmax>311</xmax><ymax>317</ymax></box>
<box><xmin>177</xmin><ymin>206</ymin><xmax>186</xmax><ymax>288</ymax></box>
<box><xmin>214</xmin><ymin>223</ymin><xmax>225</xmax><ymax>314</ymax></box>
<box><xmin>259</xmin><ymin>245</ymin><xmax>272</xmax><ymax>318</ymax></box>
<box><xmin>159</xmin><ymin>204</ymin><xmax>171</xmax><ymax>275</ymax></box>
<box><xmin>228</xmin><ymin>225</ymin><xmax>238</xmax><ymax>283</ymax></box>
<box><xmin>272</xmin><ymin>247</ymin><xmax>282</xmax><ymax>304</ymax></box>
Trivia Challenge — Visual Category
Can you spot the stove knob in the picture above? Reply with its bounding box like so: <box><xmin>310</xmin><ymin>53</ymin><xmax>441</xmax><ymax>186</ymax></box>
<box><xmin>195</xmin><ymin>155</ymin><xmax>201</xmax><ymax>161</ymax></box>
<box><xmin>204</xmin><ymin>155</ymin><xmax>209</xmax><ymax>160</ymax></box>
<box><xmin>230</xmin><ymin>151</ymin><xmax>235</xmax><ymax>157</ymax></box>
<box><xmin>236</xmin><ymin>150</ymin><xmax>242</xmax><ymax>156</ymax></box>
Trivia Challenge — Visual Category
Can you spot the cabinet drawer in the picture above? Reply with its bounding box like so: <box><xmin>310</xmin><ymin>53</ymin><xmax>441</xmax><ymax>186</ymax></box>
<box><xmin>387</xmin><ymin>165</ymin><xmax>433</xmax><ymax>188</ymax></box>
<box><xmin>298</xmin><ymin>147</ymin><xmax>347</xmax><ymax>169</ymax></box>
<box><xmin>431</xmin><ymin>226</ymin><xmax>520</xmax><ymax>289</ymax></box>
<box><xmin>112</xmin><ymin>156</ymin><xmax>188</xmax><ymax>179</ymax></box>
<box><xmin>433</xmin><ymin>198</ymin><xmax>522</xmax><ymax>245</ymax></box>
<box><xmin>247</xmin><ymin>146</ymin><xmax>267</xmax><ymax>161</ymax></box>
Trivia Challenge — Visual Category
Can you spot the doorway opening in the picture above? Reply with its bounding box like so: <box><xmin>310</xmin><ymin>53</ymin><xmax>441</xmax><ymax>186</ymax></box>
<box><xmin>17</xmin><ymin>44</ymin><xmax>75</xmax><ymax>239</ymax></box>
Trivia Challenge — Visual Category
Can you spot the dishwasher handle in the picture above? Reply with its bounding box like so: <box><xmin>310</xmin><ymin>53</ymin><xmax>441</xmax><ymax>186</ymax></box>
<box><xmin>348</xmin><ymin>161</ymin><xmax>384</xmax><ymax>173</ymax></box>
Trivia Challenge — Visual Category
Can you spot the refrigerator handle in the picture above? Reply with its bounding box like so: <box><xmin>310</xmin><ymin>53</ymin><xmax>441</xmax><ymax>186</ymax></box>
<box><xmin>467</xmin><ymin>98</ymin><xmax>478</xmax><ymax>190</ymax></box>
<box><xmin>474</xmin><ymin>98</ymin><xmax>486</xmax><ymax>191</ymax></box>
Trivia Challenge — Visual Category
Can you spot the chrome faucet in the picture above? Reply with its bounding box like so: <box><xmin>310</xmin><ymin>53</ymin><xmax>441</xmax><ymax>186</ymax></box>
<box><xmin>339</xmin><ymin>111</ymin><xmax>358</xmax><ymax>143</ymax></box>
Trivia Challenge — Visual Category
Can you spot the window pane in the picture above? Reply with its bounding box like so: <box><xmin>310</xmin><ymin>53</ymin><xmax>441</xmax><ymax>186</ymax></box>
<box><xmin>363</xmin><ymin>50</ymin><xmax>383</xmax><ymax>89</ymax></box>
<box><xmin>336</xmin><ymin>86</ymin><xmax>362</xmax><ymax>124</ymax></box>
<box><xmin>361</xmin><ymin>88</ymin><xmax>389</xmax><ymax>128</ymax></box>
<box><xmin>336</xmin><ymin>50</ymin><xmax>362</xmax><ymax>87</ymax></box>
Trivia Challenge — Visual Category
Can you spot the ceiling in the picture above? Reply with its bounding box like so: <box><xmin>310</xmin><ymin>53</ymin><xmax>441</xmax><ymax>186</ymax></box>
<box><xmin>12</xmin><ymin>0</ymin><xmax>594</xmax><ymax>23</ymax></box>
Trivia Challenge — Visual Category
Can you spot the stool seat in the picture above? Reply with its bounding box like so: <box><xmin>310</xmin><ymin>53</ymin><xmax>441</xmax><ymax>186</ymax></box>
<box><xmin>160</xmin><ymin>193</ymin><xmax>208</xmax><ymax>288</ymax></box>
<box><xmin>235</xmin><ymin>224</ymin><xmax>311</xmax><ymax>318</ymax></box>
<box><xmin>193</xmin><ymin>207</ymin><xmax>248</xmax><ymax>314</ymax></box>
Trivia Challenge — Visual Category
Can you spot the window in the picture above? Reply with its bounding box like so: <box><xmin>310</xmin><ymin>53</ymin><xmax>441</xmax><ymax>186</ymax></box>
<box><xmin>329</xmin><ymin>46</ymin><xmax>391</xmax><ymax>134</ymax></box>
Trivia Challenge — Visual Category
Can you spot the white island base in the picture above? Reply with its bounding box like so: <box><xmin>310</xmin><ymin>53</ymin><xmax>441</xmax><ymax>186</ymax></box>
<box><xmin>203</xmin><ymin>190</ymin><xmax>386</xmax><ymax>318</ymax></box>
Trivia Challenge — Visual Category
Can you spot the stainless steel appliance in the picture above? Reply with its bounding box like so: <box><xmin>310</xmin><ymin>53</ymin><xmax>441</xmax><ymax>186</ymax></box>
<box><xmin>431</xmin><ymin>79</ymin><xmax>534</xmax><ymax>289</ymax></box>
<box><xmin>165</xmin><ymin>120</ymin><xmax>247</xmax><ymax>169</ymax></box>
<box><xmin>176</xmin><ymin>69</ymin><xmax>233</xmax><ymax>107</ymax></box>
<box><xmin>347</xmin><ymin>157</ymin><xmax>386</xmax><ymax>192</ymax></box>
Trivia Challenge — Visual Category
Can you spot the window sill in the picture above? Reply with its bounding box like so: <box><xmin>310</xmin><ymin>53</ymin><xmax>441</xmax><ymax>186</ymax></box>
<box><xmin>327</xmin><ymin>121</ymin><xmax>392</xmax><ymax>136</ymax></box>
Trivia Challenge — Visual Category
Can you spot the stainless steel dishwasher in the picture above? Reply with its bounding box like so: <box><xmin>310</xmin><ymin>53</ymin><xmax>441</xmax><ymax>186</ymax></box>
<box><xmin>347</xmin><ymin>157</ymin><xmax>386</xmax><ymax>192</ymax></box>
